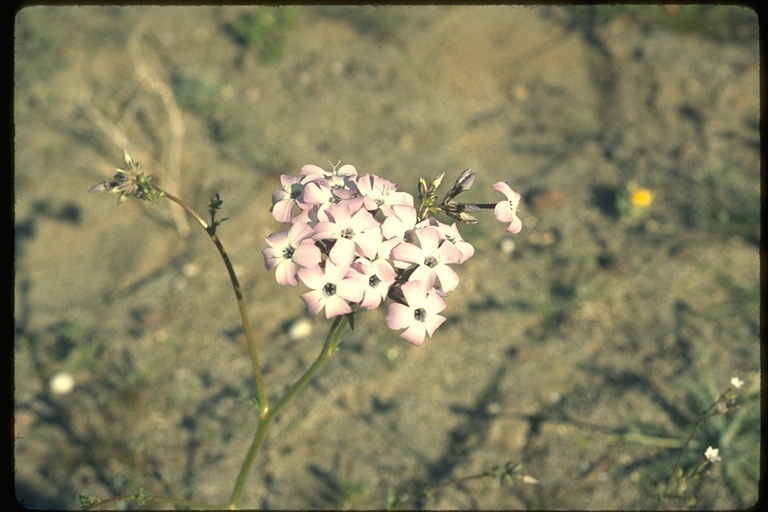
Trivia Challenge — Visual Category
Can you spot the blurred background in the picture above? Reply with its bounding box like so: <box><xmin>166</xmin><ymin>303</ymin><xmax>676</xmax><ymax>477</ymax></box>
<box><xmin>14</xmin><ymin>6</ymin><xmax>759</xmax><ymax>509</ymax></box>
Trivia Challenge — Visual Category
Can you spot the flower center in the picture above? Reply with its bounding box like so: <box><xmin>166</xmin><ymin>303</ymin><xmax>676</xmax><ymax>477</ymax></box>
<box><xmin>322</xmin><ymin>283</ymin><xmax>337</xmax><ymax>297</ymax></box>
<box><xmin>282</xmin><ymin>246</ymin><xmax>295</xmax><ymax>259</ymax></box>
<box><xmin>341</xmin><ymin>227</ymin><xmax>355</xmax><ymax>239</ymax></box>
<box><xmin>368</xmin><ymin>275</ymin><xmax>381</xmax><ymax>288</ymax></box>
<box><xmin>424</xmin><ymin>255</ymin><xmax>437</xmax><ymax>268</ymax></box>
<box><xmin>413</xmin><ymin>307</ymin><xmax>426</xmax><ymax>322</ymax></box>
<box><xmin>289</xmin><ymin>183</ymin><xmax>303</xmax><ymax>200</ymax></box>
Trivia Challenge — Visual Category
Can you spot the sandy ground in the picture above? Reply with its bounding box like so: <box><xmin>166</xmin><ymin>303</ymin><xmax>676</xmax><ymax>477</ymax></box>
<box><xmin>14</xmin><ymin>6</ymin><xmax>759</xmax><ymax>510</ymax></box>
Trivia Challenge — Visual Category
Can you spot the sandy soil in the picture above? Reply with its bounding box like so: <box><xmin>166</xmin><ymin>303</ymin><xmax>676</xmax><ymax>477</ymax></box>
<box><xmin>14</xmin><ymin>6</ymin><xmax>759</xmax><ymax>510</ymax></box>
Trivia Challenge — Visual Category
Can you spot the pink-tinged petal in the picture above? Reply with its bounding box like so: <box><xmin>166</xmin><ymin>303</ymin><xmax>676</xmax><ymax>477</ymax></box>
<box><xmin>413</xmin><ymin>226</ymin><xmax>441</xmax><ymax>252</ymax></box>
<box><xmin>300</xmin><ymin>164</ymin><xmax>327</xmax><ymax>177</ymax></box>
<box><xmin>301</xmin><ymin>290</ymin><xmax>326</xmax><ymax>316</ymax></box>
<box><xmin>359</xmin><ymin>290</ymin><xmax>383</xmax><ymax>310</ymax></box>
<box><xmin>455</xmin><ymin>241</ymin><xmax>474</xmax><ymax>263</ymax></box>
<box><xmin>324</xmin><ymin>202</ymin><xmax>352</xmax><ymax>224</ymax></box>
<box><xmin>400</xmin><ymin>280</ymin><xmax>427</xmax><ymax>309</ymax></box>
<box><xmin>433</xmin><ymin>265</ymin><xmax>459</xmax><ymax>293</ymax></box>
<box><xmin>492</xmin><ymin>181</ymin><xmax>514</xmax><ymax>197</ymax></box>
<box><xmin>381</xmin><ymin>205</ymin><xmax>417</xmax><ymax>239</ymax></box>
<box><xmin>292</xmin><ymin>241</ymin><xmax>322</xmax><ymax>268</ymax></box>
<box><xmin>353</xmin><ymin>229</ymin><xmax>383</xmax><ymax>260</ymax></box>
<box><xmin>297</xmin><ymin>265</ymin><xmax>327</xmax><ymax>290</ymax></box>
<box><xmin>372</xmin><ymin>259</ymin><xmax>397</xmax><ymax>282</ymax></box>
<box><xmin>302</xmin><ymin>180</ymin><xmax>333</xmax><ymax>205</ymax></box>
<box><xmin>280</xmin><ymin>174</ymin><xmax>303</xmax><ymax>187</ymax></box>
<box><xmin>312</xmin><ymin>221</ymin><xmax>341</xmax><ymax>241</ymax></box>
<box><xmin>387</xmin><ymin>191</ymin><xmax>414</xmax><ymax>207</ymax></box>
<box><xmin>437</xmin><ymin>240</ymin><xmax>463</xmax><ymax>264</ymax></box>
<box><xmin>409</xmin><ymin>266</ymin><xmax>437</xmax><ymax>291</ymax></box>
<box><xmin>350</xmin><ymin>208</ymin><xmax>380</xmax><ymax>232</ymax></box>
<box><xmin>336</xmin><ymin>164</ymin><xmax>358</xmax><ymax>176</ymax></box>
<box><xmin>505</xmin><ymin>216</ymin><xmax>523</xmax><ymax>234</ymax></box>
<box><xmin>264</xmin><ymin>229</ymin><xmax>289</xmax><ymax>249</ymax></box>
<box><xmin>271</xmin><ymin>195</ymin><xmax>294</xmax><ymax>223</ymax></box>
<box><xmin>323</xmin><ymin>296</ymin><xmax>353</xmax><ymax>318</ymax></box>
<box><xmin>337</xmin><ymin>277</ymin><xmax>365</xmax><ymax>303</ymax></box>
<box><xmin>376</xmin><ymin>237</ymin><xmax>400</xmax><ymax>260</ymax></box>
<box><xmin>422</xmin><ymin>313</ymin><xmax>446</xmax><ymax>338</ymax></box>
<box><xmin>386</xmin><ymin>303</ymin><xmax>413</xmax><ymax>330</ymax></box>
<box><xmin>400</xmin><ymin>323</ymin><xmax>427</xmax><ymax>346</ymax></box>
<box><xmin>494</xmin><ymin>201</ymin><xmax>514</xmax><ymax>222</ymax></box>
<box><xmin>274</xmin><ymin>260</ymin><xmax>298</xmax><ymax>286</ymax></box>
<box><xmin>323</xmin><ymin>260</ymin><xmax>349</xmax><ymax>284</ymax></box>
<box><xmin>262</xmin><ymin>247</ymin><xmax>281</xmax><ymax>271</ymax></box>
<box><xmin>424</xmin><ymin>289</ymin><xmax>447</xmax><ymax>315</ymax></box>
<box><xmin>287</xmin><ymin>222</ymin><xmax>315</xmax><ymax>243</ymax></box>
<box><xmin>391</xmin><ymin>242</ymin><xmax>424</xmax><ymax>266</ymax></box>
<box><xmin>328</xmin><ymin>238</ymin><xmax>356</xmax><ymax>268</ymax></box>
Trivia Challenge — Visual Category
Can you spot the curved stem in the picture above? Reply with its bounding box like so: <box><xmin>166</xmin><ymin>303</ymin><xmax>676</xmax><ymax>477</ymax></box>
<box><xmin>227</xmin><ymin>315</ymin><xmax>350</xmax><ymax>509</ymax></box>
<box><xmin>162</xmin><ymin>190</ymin><xmax>268</xmax><ymax>413</ymax></box>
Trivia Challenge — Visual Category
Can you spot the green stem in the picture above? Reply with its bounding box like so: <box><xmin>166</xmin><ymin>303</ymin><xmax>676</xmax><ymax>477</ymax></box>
<box><xmin>162</xmin><ymin>190</ymin><xmax>268</xmax><ymax>414</ymax></box>
<box><xmin>227</xmin><ymin>315</ymin><xmax>350</xmax><ymax>509</ymax></box>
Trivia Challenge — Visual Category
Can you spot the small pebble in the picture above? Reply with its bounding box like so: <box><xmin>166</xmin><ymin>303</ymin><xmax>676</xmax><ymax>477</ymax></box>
<box><xmin>50</xmin><ymin>372</ymin><xmax>75</xmax><ymax>395</ymax></box>
<box><xmin>499</xmin><ymin>238</ymin><xmax>516</xmax><ymax>254</ymax></box>
<box><xmin>287</xmin><ymin>318</ymin><xmax>313</xmax><ymax>341</ymax></box>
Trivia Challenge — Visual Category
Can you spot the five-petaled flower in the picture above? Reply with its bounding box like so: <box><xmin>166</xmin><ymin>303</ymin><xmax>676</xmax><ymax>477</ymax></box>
<box><xmin>391</xmin><ymin>226</ymin><xmax>462</xmax><ymax>293</ymax></box>
<box><xmin>492</xmin><ymin>182</ymin><xmax>523</xmax><ymax>234</ymax></box>
<box><xmin>386</xmin><ymin>279</ymin><xmax>447</xmax><ymax>346</ymax></box>
<box><xmin>297</xmin><ymin>241</ymin><xmax>365</xmax><ymax>318</ymax></box>
<box><xmin>262</xmin><ymin>223</ymin><xmax>322</xmax><ymax>286</ymax></box>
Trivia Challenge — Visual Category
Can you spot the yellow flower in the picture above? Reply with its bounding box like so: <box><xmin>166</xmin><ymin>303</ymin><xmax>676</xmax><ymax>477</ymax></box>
<box><xmin>629</xmin><ymin>188</ymin><xmax>653</xmax><ymax>208</ymax></box>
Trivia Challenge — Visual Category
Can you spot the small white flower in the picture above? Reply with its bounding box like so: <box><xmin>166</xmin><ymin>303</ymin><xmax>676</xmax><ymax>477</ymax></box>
<box><xmin>705</xmin><ymin>446</ymin><xmax>721</xmax><ymax>463</ymax></box>
<box><xmin>730</xmin><ymin>377</ymin><xmax>744</xmax><ymax>389</ymax></box>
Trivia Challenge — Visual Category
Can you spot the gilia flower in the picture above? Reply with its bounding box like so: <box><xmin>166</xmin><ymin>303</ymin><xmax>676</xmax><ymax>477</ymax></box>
<box><xmin>312</xmin><ymin>201</ymin><xmax>383</xmax><ymax>260</ymax></box>
<box><xmin>351</xmin><ymin>257</ymin><xmax>397</xmax><ymax>310</ymax></box>
<box><xmin>391</xmin><ymin>226</ymin><xmax>462</xmax><ymax>293</ymax></box>
<box><xmin>386</xmin><ymin>279</ymin><xmax>447</xmax><ymax>346</ymax></box>
<box><xmin>297</xmin><ymin>240</ymin><xmax>363</xmax><ymax>318</ymax></box>
<box><xmin>356</xmin><ymin>174</ymin><xmax>414</xmax><ymax>211</ymax></box>
<box><xmin>262</xmin><ymin>222</ymin><xmax>322</xmax><ymax>286</ymax></box>
<box><xmin>492</xmin><ymin>182</ymin><xmax>523</xmax><ymax>234</ymax></box>
<box><xmin>381</xmin><ymin>204</ymin><xmax>418</xmax><ymax>241</ymax></box>
<box><xmin>423</xmin><ymin>218</ymin><xmax>474</xmax><ymax>263</ymax></box>
<box><xmin>270</xmin><ymin>175</ymin><xmax>307</xmax><ymax>223</ymax></box>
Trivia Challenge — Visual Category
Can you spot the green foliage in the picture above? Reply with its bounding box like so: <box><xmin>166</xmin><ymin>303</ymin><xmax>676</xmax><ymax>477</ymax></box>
<box><xmin>634</xmin><ymin>374</ymin><xmax>761</xmax><ymax>507</ymax></box>
<box><xmin>172</xmin><ymin>73</ymin><xmax>221</xmax><ymax>117</ymax></box>
<box><xmin>224</xmin><ymin>7</ymin><xmax>298</xmax><ymax>62</ymax></box>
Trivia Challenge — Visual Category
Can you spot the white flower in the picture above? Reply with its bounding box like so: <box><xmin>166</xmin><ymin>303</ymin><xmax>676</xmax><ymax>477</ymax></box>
<box><xmin>705</xmin><ymin>446</ymin><xmax>721</xmax><ymax>463</ymax></box>
<box><xmin>730</xmin><ymin>377</ymin><xmax>744</xmax><ymax>389</ymax></box>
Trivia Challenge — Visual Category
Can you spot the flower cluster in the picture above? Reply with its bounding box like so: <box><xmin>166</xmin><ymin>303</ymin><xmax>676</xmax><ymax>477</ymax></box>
<box><xmin>262</xmin><ymin>163</ymin><xmax>522</xmax><ymax>345</ymax></box>
<box><xmin>88</xmin><ymin>150</ymin><xmax>164</xmax><ymax>204</ymax></box>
